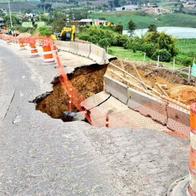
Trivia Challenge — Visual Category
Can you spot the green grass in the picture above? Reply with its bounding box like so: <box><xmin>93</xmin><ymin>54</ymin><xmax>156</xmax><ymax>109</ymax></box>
<box><xmin>176</xmin><ymin>39</ymin><xmax>196</xmax><ymax>57</ymax></box>
<box><xmin>108</xmin><ymin>46</ymin><xmax>177</xmax><ymax>68</ymax></box>
<box><xmin>22</xmin><ymin>21</ymin><xmax>46</xmax><ymax>28</ymax></box>
<box><xmin>90</xmin><ymin>12</ymin><xmax>196</xmax><ymax>29</ymax></box>
<box><xmin>108</xmin><ymin>39</ymin><xmax>196</xmax><ymax>68</ymax></box>
<box><xmin>108</xmin><ymin>46</ymin><xmax>151</xmax><ymax>62</ymax></box>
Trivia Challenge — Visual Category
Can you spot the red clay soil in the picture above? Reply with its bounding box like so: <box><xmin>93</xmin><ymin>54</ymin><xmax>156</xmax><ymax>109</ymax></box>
<box><xmin>110</xmin><ymin>59</ymin><xmax>196</xmax><ymax>105</ymax></box>
<box><xmin>36</xmin><ymin>64</ymin><xmax>107</xmax><ymax>118</ymax></box>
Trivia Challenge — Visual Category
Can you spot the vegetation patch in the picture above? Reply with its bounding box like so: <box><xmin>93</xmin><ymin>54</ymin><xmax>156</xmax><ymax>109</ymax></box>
<box><xmin>90</xmin><ymin>12</ymin><xmax>196</xmax><ymax>29</ymax></box>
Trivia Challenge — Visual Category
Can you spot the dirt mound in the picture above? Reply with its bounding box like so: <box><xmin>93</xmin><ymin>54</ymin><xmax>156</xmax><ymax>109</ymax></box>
<box><xmin>17</xmin><ymin>33</ymin><xmax>31</xmax><ymax>38</ymax></box>
<box><xmin>169</xmin><ymin>85</ymin><xmax>196</xmax><ymax>105</ymax></box>
<box><xmin>35</xmin><ymin>64</ymin><xmax>107</xmax><ymax>119</ymax></box>
<box><xmin>110</xmin><ymin>59</ymin><xmax>196</xmax><ymax>106</ymax></box>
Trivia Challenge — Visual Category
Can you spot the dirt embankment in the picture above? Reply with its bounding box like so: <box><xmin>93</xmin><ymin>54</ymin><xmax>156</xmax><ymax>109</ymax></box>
<box><xmin>35</xmin><ymin>64</ymin><xmax>107</xmax><ymax>119</ymax></box>
<box><xmin>110</xmin><ymin>59</ymin><xmax>196</xmax><ymax>105</ymax></box>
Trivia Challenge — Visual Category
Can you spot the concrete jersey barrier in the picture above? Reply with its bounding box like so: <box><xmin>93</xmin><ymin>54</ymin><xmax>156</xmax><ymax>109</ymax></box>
<box><xmin>127</xmin><ymin>88</ymin><xmax>168</xmax><ymax>125</ymax></box>
<box><xmin>89</xmin><ymin>44</ymin><xmax>108</xmax><ymax>65</ymax></box>
<box><xmin>55</xmin><ymin>41</ymin><xmax>70</xmax><ymax>52</ymax></box>
<box><xmin>104</xmin><ymin>76</ymin><xmax>190</xmax><ymax>133</ymax></box>
<box><xmin>104</xmin><ymin>76</ymin><xmax>128</xmax><ymax>104</ymax></box>
<box><xmin>55</xmin><ymin>41</ymin><xmax>108</xmax><ymax>65</ymax></box>
<box><xmin>77</xmin><ymin>42</ymin><xmax>91</xmax><ymax>58</ymax></box>
<box><xmin>167</xmin><ymin>103</ymin><xmax>190</xmax><ymax>135</ymax></box>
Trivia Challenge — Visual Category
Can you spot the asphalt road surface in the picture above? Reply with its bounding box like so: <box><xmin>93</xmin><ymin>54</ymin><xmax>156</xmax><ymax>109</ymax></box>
<box><xmin>0</xmin><ymin>41</ymin><xmax>189</xmax><ymax>196</ymax></box>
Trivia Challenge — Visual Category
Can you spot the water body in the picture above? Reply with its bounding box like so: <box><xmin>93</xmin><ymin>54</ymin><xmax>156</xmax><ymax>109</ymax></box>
<box><xmin>123</xmin><ymin>27</ymin><xmax>196</xmax><ymax>39</ymax></box>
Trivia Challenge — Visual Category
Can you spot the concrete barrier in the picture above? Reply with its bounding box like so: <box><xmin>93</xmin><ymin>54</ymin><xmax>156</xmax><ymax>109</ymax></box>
<box><xmin>69</xmin><ymin>42</ymin><xmax>79</xmax><ymax>54</ymax></box>
<box><xmin>55</xmin><ymin>41</ymin><xmax>71</xmax><ymax>52</ymax></box>
<box><xmin>77</xmin><ymin>42</ymin><xmax>91</xmax><ymax>58</ymax></box>
<box><xmin>89</xmin><ymin>44</ymin><xmax>108</xmax><ymax>65</ymax></box>
<box><xmin>127</xmin><ymin>88</ymin><xmax>168</xmax><ymax>125</ymax></box>
<box><xmin>167</xmin><ymin>103</ymin><xmax>190</xmax><ymax>135</ymax></box>
<box><xmin>104</xmin><ymin>76</ymin><xmax>128</xmax><ymax>104</ymax></box>
<box><xmin>55</xmin><ymin>41</ymin><xmax>108</xmax><ymax>65</ymax></box>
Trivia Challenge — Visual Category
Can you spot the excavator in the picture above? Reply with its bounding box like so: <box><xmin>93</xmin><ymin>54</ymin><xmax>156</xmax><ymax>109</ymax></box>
<box><xmin>60</xmin><ymin>25</ymin><xmax>76</xmax><ymax>41</ymax></box>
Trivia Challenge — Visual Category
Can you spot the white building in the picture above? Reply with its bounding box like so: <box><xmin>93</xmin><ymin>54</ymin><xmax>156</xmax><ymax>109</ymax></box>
<box><xmin>115</xmin><ymin>4</ymin><xmax>138</xmax><ymax>11</ymax></box>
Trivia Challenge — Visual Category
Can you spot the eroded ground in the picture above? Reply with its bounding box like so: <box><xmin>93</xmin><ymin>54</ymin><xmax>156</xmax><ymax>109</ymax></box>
<box><xmin>109</xmin><ymin>59</ymin><xmax>196</xmax><ymax>105</ymax></box>
<box><xmin>35</xmin><ymin>64</ymin><xmax>107</xmax><ymax>118</ymax></box>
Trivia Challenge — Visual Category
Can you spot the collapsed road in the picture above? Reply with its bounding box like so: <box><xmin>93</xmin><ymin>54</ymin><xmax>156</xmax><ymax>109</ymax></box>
<box><xmin>0</xmin><ymin>40</ymin><xmax>189</xmax><ymax>195</ymax></box>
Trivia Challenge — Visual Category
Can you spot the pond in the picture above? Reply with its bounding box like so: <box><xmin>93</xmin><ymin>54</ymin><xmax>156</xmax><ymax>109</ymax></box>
<box><xmin>123</xmin><ymin>27</ymin><xmax>196</xmax><ymax>39</ymax></box>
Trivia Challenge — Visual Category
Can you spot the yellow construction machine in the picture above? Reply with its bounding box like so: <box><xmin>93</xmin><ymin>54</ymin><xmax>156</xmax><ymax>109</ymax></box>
<box><xmin>60</xmin><ymin>25</ymin><xmax>76</xmax><ymax>41</ymax></box>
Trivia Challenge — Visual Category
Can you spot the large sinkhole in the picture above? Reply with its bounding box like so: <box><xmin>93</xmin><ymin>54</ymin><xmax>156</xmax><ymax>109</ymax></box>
<box><xmin>33</xmin><ymin>64</ymin><xmax>108</xmax><ymax>121</ymax></box>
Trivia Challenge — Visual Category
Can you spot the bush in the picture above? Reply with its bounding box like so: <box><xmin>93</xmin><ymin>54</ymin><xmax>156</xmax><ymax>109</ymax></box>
<box><xmin>78</xmin><ymin>33</ymin><xmax>90</xmax><ymax>41</ymax></box>
<box><xmin>116</xmin><ymin>35</ymin><xmax>129</xmax><ymax>47</ymax></box>
<box><xmin>98</xmin><ymin>38</ymin><xmax>111</xmax><ymax>49</ymax></box>
<box><xmin>126</xmin><ymin>37</ymin><xmax>144</xmax><ymax>52</ymax></box>
<box><xmin>176</xmin><ymin>54</ymin><xmax>193</xmax><ymax>66</ymax></box>
<box><xmin>39</xmin><ymin>26</ymin><xmax>52</xmax><ymax>36</ymax></box>
<box><xmin>16</xmin><ymin>26</ymin><xmax>34</xmax><ymax>34</ymax></box>
<box><xmin>113</xmin><ymin>24</ymin><xmax>123</xmax><ymax>34</ymax></box>
<box><xmin>152</xmin><ymin>49</ymin><xmax>172</xmax><ymax>62</ymax></box>
<box><xmin>141</xmin><ymin>43</ymin><xmax>155</xmax><ymax>57</ymax></box>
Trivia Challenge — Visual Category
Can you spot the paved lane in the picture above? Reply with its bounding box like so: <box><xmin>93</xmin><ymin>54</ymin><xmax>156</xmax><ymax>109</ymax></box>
<box><xmin>0</xmin><ymin>43</ymin><xmax>189</xmax><ymax>196</ymax></box>
<box><xmin>0</xmin><ymin>44</ymin><xmax>123</xmax><ymax>195</ymax></box>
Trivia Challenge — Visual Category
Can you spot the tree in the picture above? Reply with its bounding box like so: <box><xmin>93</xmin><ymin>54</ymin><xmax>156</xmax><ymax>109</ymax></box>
<box><xmin>144</xmin><ymin>32</ymin><xmax>178</xmax><ymax>62</ymax></box>
<box><xmin>148</xmin><ymin>24</ymin><xmax>157</xmax><ymax>32</ymax></box>
<box><xmin>114</xmin><ymin>24</ymin><xmax>123</xmax><ymax>34</ymax></box>
<box><xmin>152</xmin><ymin>49</ymin><xmax>172</xmax><ymax>62</ymax></box>
<box><xmin>98</xmin><ymin>38</ymin><xmax>111</xmax><ymax>49</ymax></box>
<box><xmin>128</xmin><ymin>19</ymin><xmax>136</xmax><ymax>36</ymax></box>
<box><xmin>114</xmin><ymin>0</ymin><xmax>120</xmax><ymax>7</ymax></box>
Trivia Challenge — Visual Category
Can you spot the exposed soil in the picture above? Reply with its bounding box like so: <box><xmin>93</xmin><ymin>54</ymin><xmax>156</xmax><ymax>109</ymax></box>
<box><xmin>109</xmin><ymin>59</ymin><xmax>196</xmax><ymax>105</ymax></box>
<box><xmin>34</xmin><ymin>64</ymin><xmax>107</xmax><ymax>119</ymax></box>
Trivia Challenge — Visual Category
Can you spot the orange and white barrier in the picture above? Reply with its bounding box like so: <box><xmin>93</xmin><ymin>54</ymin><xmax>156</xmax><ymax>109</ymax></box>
<box><xmin>19</xmin><ymin>39</ymin><xmax>25</xmax><ymax>49</ymax></box>
<box><xmin>42</xmin><ymin>40</ymin><xmax>55</xmax><ymax>63</ymax></box>
<box><xmin>188</xmin><ymin>103</ymin><xmax>196</xmax><ymax>195</ymax></box>
<box><xmin>29</xmin><ymin>39</ymin><xmax>39</xmax><ymax>57</ymax></box>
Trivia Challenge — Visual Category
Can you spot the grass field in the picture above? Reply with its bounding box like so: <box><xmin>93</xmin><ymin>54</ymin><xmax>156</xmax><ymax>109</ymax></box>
<box><xmin>108</xmin><ymin>39</ymin><xmax>196</xmax><ymax>68</ymax></box>
<box><xmin>90</xmin><ymin>12</ymin><xmax>196</xmax><ymax>29</ymax></box>
<box><xmin>176</xmin><ymin>39</ymin><xmax>196</xmax><ymax>57</ymax></box>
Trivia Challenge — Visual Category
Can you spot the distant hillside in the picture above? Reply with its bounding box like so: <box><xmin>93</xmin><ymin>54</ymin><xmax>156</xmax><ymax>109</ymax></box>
<box><xmin>0</xmin><ymin>1</ymin><xmax>38</xmax><ymax>11</ymax></box>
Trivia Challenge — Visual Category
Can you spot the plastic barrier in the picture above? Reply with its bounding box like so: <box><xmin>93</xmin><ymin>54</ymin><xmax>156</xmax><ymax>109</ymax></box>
<box><xmin>166</xmin><ymin>102</ymin><xmax>190</xmax><ymax>134</ymax></box>
<box><xmin>188</xmin><ymin>103</ymin><xmax>196</xmax><ymax>195</ymax></box>
<box><xmin>127</xmin><ymin>88</ymin><xmax>168</xmax><ymax>125</ymax></box>
<box><xmin>104</xmin><ymin>76</ymin><xmax>128</xmax><ymax>104</ymax></box>
<box><xmin>42</xmin><ymin>41</ymin><xmax>55</xmax><ymax>63</ymax></box>
<box><xmin>18</xmin><ymin>38</ymin><xmax>25</xmax><ymax>49</ymax></box>
<box><xmin>89</xmin><ymin>43</ymin><xmax>108</xmax><ymax>65</ymax></box>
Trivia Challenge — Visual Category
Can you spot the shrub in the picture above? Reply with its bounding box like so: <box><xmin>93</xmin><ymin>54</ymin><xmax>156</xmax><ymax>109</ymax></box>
<box><xmin>78</xmin><ymin>33</ymin><xmax>90</xmax><ymax>41</ymax></box>
<box><xmin>98</xmin><ymin>38</ymin><xmax>111</xmax><ymax>49</ymax></box>
<box><xmin>176</xmin><ymin>54</ymin><xmax>193</xmax><ymax>66</ymax></box>
<box><xmin>116</xmin><ymin>35</ymin><xmax>129</xmax><ymax>47</ymax></box>
<box><xmin>141</xmin><ymin>43</ymin><xmax>155</xmax><ymax>57</ymax></box>
<box><xmin>38</xmin><ymin>26</ymin><xmax>52</xmax><ymax>36</ymax></box>
<box><xmin>152</xmin><ymin>49</ymin><xmax>172</xmax><ymax>62</ymax></box>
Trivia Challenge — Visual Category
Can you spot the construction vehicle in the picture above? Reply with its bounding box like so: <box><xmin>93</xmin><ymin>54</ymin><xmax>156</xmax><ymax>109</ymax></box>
<box><xmin>60</xmin><ymin>25</ymin><xmax>76</xmax><ymax>41</ymax></box>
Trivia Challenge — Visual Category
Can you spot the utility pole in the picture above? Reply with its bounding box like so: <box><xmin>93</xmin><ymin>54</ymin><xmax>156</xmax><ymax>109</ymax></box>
<box><xmin>8</xmin><ymin>0</ymin><xmax>13</xmax><ymax>33</ymax></box>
